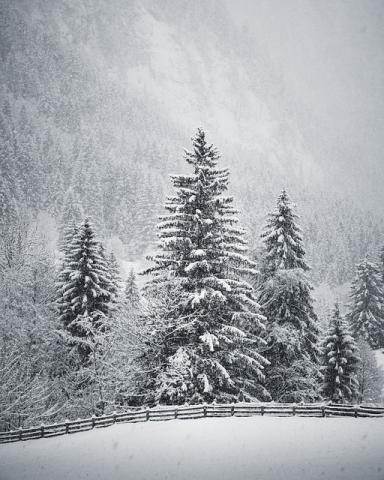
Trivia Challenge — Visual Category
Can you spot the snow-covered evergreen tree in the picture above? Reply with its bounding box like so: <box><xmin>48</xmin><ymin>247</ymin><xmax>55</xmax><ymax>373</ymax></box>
<box><xmin>124</xmin><ymin>269</ymin><xmax>140</xmax><ymax>309</ymax></box>
<box><xmin>107</xmin><ymin>252</ymin><xmax>121</xmax><ymax>306</ymax></box>
<box><xmin>258</xmin><ymin>189</ymin><xmax>321</xmax><ymax>402</ymax></box>
<box><xmin>322</xmin><ymin>304</ymin><xmax>360</xmax><ymax>403</ymax></box>
<box><xmin>142</xmin><ymin>129</ymin><xmax>269</xmax><ymax>404</ymax></box>
<box><xmin>348</xmin><ymin>258</ymin><xmax>384</xmax><ymax>348</ymax></box>
<box><xmin>260</xmin><ymin>189</ymin><xmax>308</xmax><ymax>275</ymax></box>
<box><xmin>56</xmin><ymin>218</ymin><xmax>113</xmax><ymax>361</ymax></box>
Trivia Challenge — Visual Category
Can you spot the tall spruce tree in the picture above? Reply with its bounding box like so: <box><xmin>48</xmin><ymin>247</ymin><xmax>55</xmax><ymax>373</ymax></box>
<box><xmin>258</xmin><ymin>189</ymin><xmax>321</xmax><ymax>402</ymax></box>
<box><xmin>142</xmin><ymin>128</ymin><xmax>269</xmax><ymax>404</ymax></box>
<box><xmin>125</xmin><ymin>269</ymin><xmax>140</xmax><ymax>309</ymax></box>
<box><xmin>108</xmin><ymin>252</ymin><xmax>122</xmax><ymax>306</ymax></box>
<box><xmin>322</xmin><ymin>304</ymin><xmax>360</xmax><ymax>403</ymax></box>
<box><xmin>260</xmin><ymin>189</ymin><xmax>308</xmax><ymax>275</ymax></box>
<box><xmin>56</xmin><ymin>218</ymin><xmax>113</xmax><ymax>361</ymax></box>
<box><xmin>348</xmin><ymin>258</ymin><xmax>384</xmax><ymax>348</ymax></box>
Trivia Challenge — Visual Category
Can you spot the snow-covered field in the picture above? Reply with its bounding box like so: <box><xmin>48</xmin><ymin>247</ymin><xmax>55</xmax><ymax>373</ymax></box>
<box><xmin>1</xmin><ymin>416</ymin><xmax>384</xmax><ymax>480</ymax></box>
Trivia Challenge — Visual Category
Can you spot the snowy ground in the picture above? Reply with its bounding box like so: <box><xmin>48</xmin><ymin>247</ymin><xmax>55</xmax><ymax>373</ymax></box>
<box><xmin>1</xmin><ymin>416</ymin><xmax>384</xmax><ymax>480</ymax></box>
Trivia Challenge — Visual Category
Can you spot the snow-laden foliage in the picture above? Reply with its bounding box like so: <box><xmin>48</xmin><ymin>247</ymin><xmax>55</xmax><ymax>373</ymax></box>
<box><xmin>321</xmin><ymin>304</ymin><xmax>360</xmax><ymax>403</ymax></box>
<box><xmin>142</xmin><ymin>129</ymin><xmax>269</xmax><ymax>404</ymax></box>
<box><xmin>55</xmin><ymin>309</ymin><xmax>140</xmax><ymax>417</ymax></box>
<box><xmin>258</xmin><ymin>190</ymin><xmax>321</xmax><ymax>402</ymax></box>
<box><xmin>356</xmin><ymin>338</ymin><xmax>384</xmax><ymax>404</ymax></box>
<box><xmin>260</xmin><ymin>189</ymin><xmax>308</xmax><ymax>275</ymax></box>
<box><xmin>56</xmin><ymin>219</ymin><xmax>114</xmax><ymax>362</ymax></box>
<box><xmin>59</xmin><ymin>188</ymin><xmax>83</xmax><ymax>239</ymax></box>
<box><xmin>124</xmin><ymin>269</ymin><xmax>141</xmax><ymax>309</ymax></box>
<box><xmin>348</xmin><ymin>258</ymin><xmax>384</xmax><ymax>349</ymax></box>
<box><xmin>0</xmin><ymin>216</ymin><xmax>61</xmax><ymax>430</ymax></box>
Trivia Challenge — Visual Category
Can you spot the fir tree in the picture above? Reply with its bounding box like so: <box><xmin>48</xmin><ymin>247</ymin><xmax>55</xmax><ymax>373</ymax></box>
<box><xmin>348</xmin><ymin>258</ymin><xmax>384</xmax><ymax>349</ymax></box>
<box><xmin>142</xmin><ymin>129</ymin><xmax>269</xmax><ymax>404</ymax></box>
<box><xmin>124</xmin><ymin>269</ymin><xmax>140</xmax><ymax>309</ymax></box>
<box><xmin>258</xmin><ymin>189</ymin><xmax>321</xmax><ymax>402</ymax></box>
<box><xmin>260</xmin><ymin>189</ymin><xmax>308</xmax><ymax>275</ymax></box>
<box><xmin>56</xmin><ymin>218</ymin><xmax>113</xmax><ymax>361</ymax></box>
<box><xmin>322</xmin><ymin>304</ymin><xmax>360</xmax><ymax>403</ymax></box>
<box><xmin>108</xmin><ymin>252</ymin><xmax>122</xmax><ymax>306</ymax></box>
<box><xmin>97</xmin><ymin>245</ymin><xmax>121</xmax><ymax>308</ymax></box>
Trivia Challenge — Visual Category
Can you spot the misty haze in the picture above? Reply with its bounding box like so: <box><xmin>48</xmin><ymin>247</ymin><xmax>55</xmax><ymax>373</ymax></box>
<box><xmin>0</xmin><ymin>1</ymin><xmax>384</xmax><ymax>479</ymax></box>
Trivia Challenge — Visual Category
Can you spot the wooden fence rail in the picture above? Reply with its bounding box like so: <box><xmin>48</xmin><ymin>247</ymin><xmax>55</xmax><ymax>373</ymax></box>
<box><xmin>1</xmin><ymin>403</ymin><xmax>383</xmax><ymax>444</ymax></box>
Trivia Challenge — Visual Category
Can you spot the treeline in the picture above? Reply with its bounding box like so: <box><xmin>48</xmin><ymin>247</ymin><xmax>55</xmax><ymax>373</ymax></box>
<box><xmin>0</xmin><ymin>129</ymin><xmax>383</xmax><ymax>431</ymax></box>
<box><xmin>1</xmin><ymin>92</ymin><xmax>383</xmax><ymax>282</ymax></box>
<box><xmin>1</xmin><ymin>0</ymin><xmax>384</xmax><ymax>285</ymax></box>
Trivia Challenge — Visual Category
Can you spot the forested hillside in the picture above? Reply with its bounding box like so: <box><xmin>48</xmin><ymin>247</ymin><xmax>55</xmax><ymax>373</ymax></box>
<box><xmin>1</xmin><ymin>0</ymin><xmax>383</xmax><ymax>284</ymax></box>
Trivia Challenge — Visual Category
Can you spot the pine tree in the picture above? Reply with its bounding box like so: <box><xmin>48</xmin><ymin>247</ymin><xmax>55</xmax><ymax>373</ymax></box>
<box><xmin>258</xmin><ymin>189</ymin><xmax>321</xmax><ymax>402</ymax></box>
<box><xmin>142</xmin><ymin>129</ymin><xmax>269</xmax><ymax>404</ymax></box>
<box><xmin>348</xmin><ymin>258</ymin><xmax>384</xmax><ymax>349</ymax></box>
<box><xmin>124</xmin><ymin>269</ymin><xmax>140</xmax><ymax>309</ymax></box>
<box><xmin>56</xmin><ymin>218</ymin><xmax>113</xmax><ymax>361</ymax></box>
<box><xmin>322</xmin><ymin>304</ymin><xmax>360</xmax><ymax>403</ymax></box>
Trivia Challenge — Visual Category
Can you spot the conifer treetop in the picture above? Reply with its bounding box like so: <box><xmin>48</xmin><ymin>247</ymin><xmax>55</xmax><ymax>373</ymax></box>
<box><xmin>146</xmin><ymin>128</ymin><xmax>257</xmax><ymax>288</ymax></box>
<box><xmin>142</xmin><ymin>129</ymin><xmax>268</xmax><ymax>404</ymax></box>
<box><xmin>57</xmin><ymin>218</ymin><xmax>114</xmax><ymax>360</ymax></box>
<box><xmin>261</xmin><ymin>189</ymin><xmax>308</xmax><ymax>274</ymax></box>
<box><xmin>258</xmin><ymin>189</ymin><xmax>320</xmax><ymax>402</ymax></box>
<box><xmin>322</xmin><ymin>303</ymin><xmax>360</xmax><ymax>403</ymax></box>
<box><xmin>348</xmin><ymin>257</ymin><xmax>384</xmax><ymax>348</ymax></box>
<box><xmin>125</xmin><ymin>269</ymin><xmax>140</xmax><ymax>308</ymax></box>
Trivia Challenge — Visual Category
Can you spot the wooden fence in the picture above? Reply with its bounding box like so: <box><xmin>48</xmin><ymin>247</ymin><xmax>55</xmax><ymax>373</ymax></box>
<box><xmin>1</xmin><ymin>403</ymin><xmax>383</xmax><ymax>445</ymax></box>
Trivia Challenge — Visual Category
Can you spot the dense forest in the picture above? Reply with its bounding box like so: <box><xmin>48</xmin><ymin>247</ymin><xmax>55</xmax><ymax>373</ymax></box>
<box><xmin>0</xmin><ymin>1</ymin><xmax>384</xmax><ymax>430</ymax></box>
<box><xmin>1</xmin><ymin>128</ymin><xmax>383</xmax><ymax>430</ymax></box>
<box><xmin>1</xmin><ymin>0</ymin><xmax>383</xmax><ymax>285</ymax></box>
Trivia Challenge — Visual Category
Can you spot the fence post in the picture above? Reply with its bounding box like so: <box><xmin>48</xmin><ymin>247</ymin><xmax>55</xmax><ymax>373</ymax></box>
<box><xmin>261</xmin><ymin>405</ymin><xmax>265</xmax><ymax>416</ymax></box>
<box><xmin>19</xmin><ymin>427</ymin><xmax>23</xmax><ymax>441</ymax></box>
<box><xmin>203</xmin><ymin>404</ymin><xmax>207</xmax><ymax>417</ymax></box>
<box><xmin>354</xmin><ymin>406</ymin><xmax>358</xmax><ymax>418</ymax></box>
<box><xmin>175</xmin><ymin>408</ymin><xmax>178</xmax><ymax>419</ymax></box>
<box><xmin>321</xmin><ymin>406</ymin><xmax>326</xmax><ymax>418</ymax></box>
<box><xmin>113</xmin><ymin>411</ymin><xmax>117</xmax><ymax>424</ymax></box>
<box><xmin>231</xmin><ymin>404</ymin><xmax>235</xmax><ymax>416</ymax></box>
<box><xmin>92</xmin><ymin>415</ymin><xmax>96</xmax><ymax>428</ymax></box>
<box><xmin>41</xmin><ymin>424</ymin><xmax>45</xmax><ymax>438</ymax></box>
<box><xmin>65</xmin><ymin>419</ymin><xmax>70</xmax><ymax>434</ymax></box>
<box><xmin>292</xmin><ymin>405</ymin><xmax>296</xmax><ymax>416</ymax></box>
<box><xmin>146</xmin><ymin>408</ymin><xmax>150</xmax><ymax>421</ymax></box>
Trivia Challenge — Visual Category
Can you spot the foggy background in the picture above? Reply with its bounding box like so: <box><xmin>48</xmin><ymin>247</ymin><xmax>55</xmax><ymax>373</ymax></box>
<box><xmin>1</xmin><ymin>0</ymin><xmax>383</xmax><ymax>289</ymax></box>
